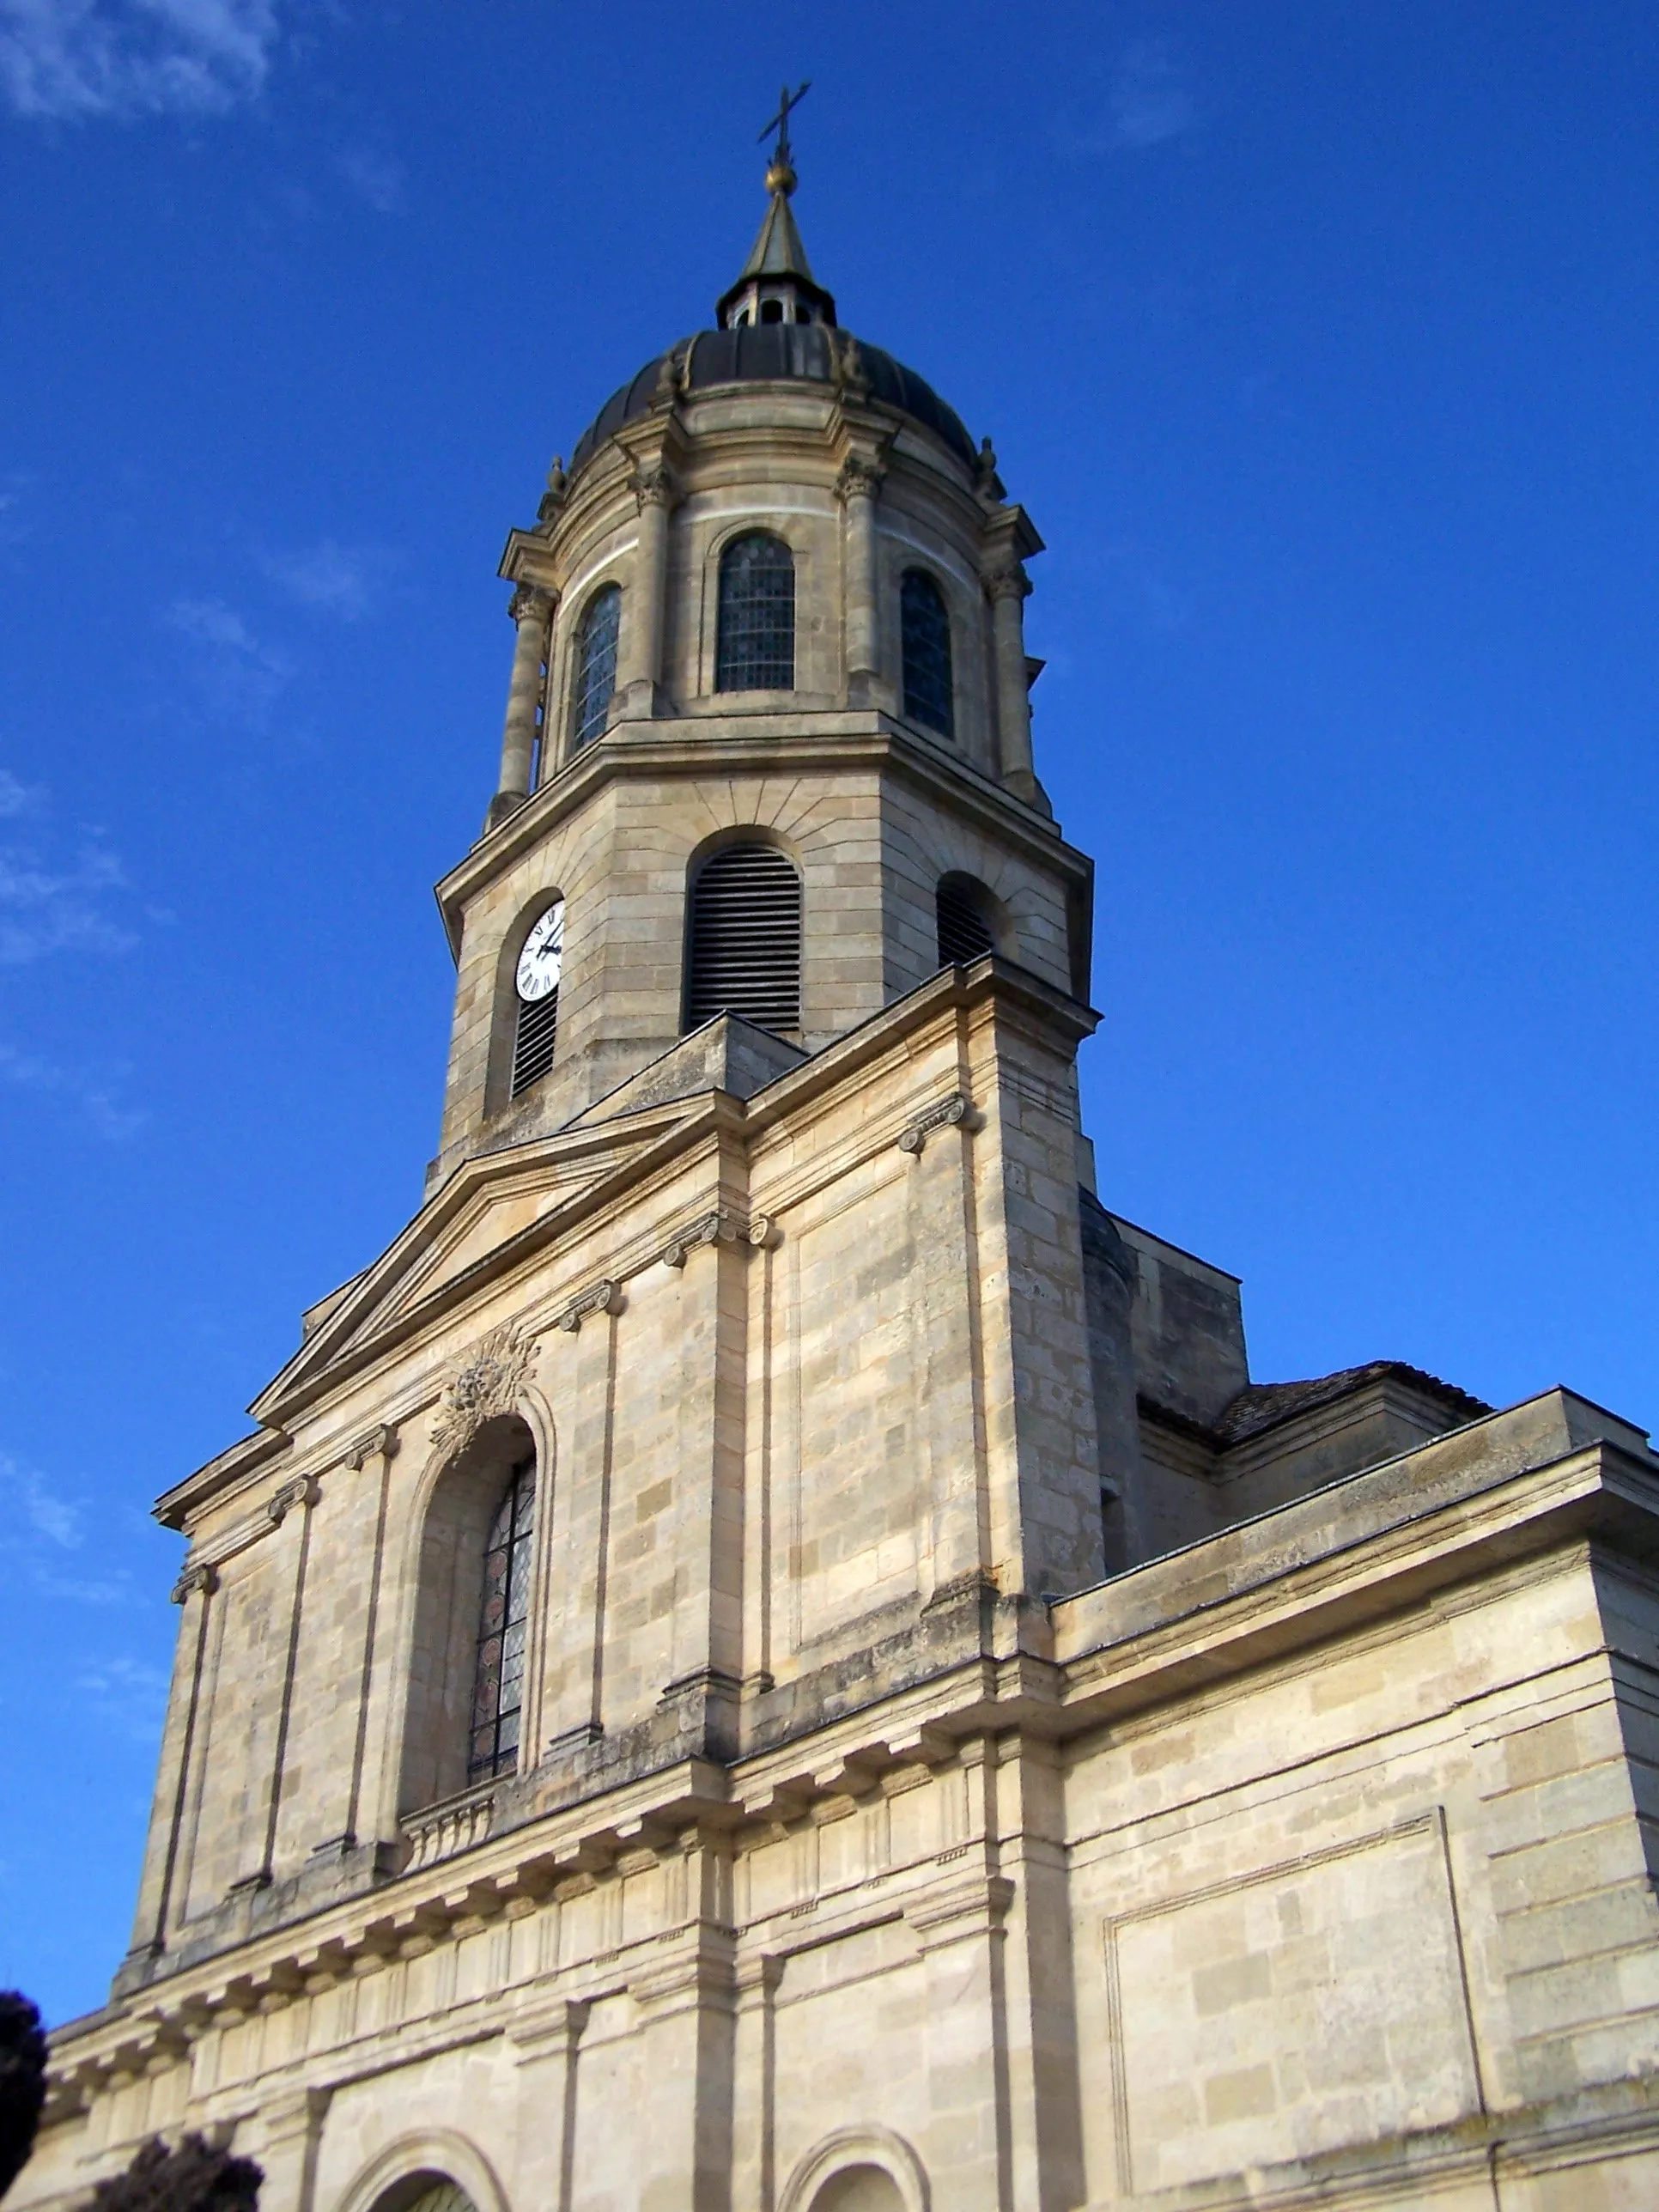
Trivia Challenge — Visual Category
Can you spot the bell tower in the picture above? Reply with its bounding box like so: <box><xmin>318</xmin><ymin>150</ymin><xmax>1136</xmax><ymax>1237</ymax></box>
<box><xmin>429</xmin><ymin>138</ymin><xmax>1080</xmax><ymax>1187</ymax></box>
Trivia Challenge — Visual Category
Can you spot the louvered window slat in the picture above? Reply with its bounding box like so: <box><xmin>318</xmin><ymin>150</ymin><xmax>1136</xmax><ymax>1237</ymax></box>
<box><xmin>937</xmin><ymin>878</ymin><xmax>995</xmax><ymax>967</ymax></box>
<box><xmin>686</xmin><ymin>844</ymin><xmax>802</xmax><ymax>1032</ymax></box>
<box><xmin>511</xmin><ymin>988</ymin><xmax>560</xmax><ymax>1096</ymax></box>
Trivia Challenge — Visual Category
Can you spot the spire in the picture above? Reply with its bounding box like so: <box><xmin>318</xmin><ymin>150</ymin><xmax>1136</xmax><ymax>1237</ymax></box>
<box><xmin>716</xmin><ymin>83</ymin><xmax>837</xmax><ymax>330</ymax></box>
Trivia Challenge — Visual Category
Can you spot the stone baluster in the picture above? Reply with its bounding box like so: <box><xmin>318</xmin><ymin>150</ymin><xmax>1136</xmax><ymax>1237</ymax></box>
<box><xmin>490</xmin><ymin>585</ymin><xmax>554</xmax><ymax>828</ymax></box>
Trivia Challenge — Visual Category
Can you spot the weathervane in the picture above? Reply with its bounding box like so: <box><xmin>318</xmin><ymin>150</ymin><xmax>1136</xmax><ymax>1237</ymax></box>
<box><xmin>758</xmin><ymin>80</ymin><xmax>811</xmax><ymax>195</ymax></box>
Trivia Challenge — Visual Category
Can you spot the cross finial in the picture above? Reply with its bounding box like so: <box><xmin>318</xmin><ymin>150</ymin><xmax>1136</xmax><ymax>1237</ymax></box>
<box><xmin>757</xmin><ymin>80</ymin><xmax>811</xmax><ymax>195</ymax></box>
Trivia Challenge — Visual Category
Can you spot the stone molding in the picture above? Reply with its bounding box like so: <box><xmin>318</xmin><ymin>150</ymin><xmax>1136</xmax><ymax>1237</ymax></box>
<box><xmin>896</xmin><ymin>1091</ymin><xmax>976</xmax><ymax>1155</ymax></box>
<box><xmin>835</xmin><ymin>453</ymin><xmax>885</xmax><ymax>504</ymax></box>
<box><xmin>170</xmin><ymin>1561</ymin><xmax>219</xmax><ymax>1606</ymax></box>
<box><xmin>429</xmin><ymin>1322</ymin><xmax>536</xmax><ymax>1451</ymax></box>
<box><xmin>554</xmin><ymin>1279</ymin><xmax>624</xmax><ymax>1333</ymax></box>
<box><xmin>659</xmin><ymin>1210</ymin><xmax>777</xmax><ymax>1268</ymax></box>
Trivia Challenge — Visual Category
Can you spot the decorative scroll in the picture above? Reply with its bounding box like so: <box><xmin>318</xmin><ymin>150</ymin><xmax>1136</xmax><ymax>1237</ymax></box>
<box><xmin>897</xmin><ymin>1092</ymin><xmax>975</xmax><ymax>1157</ymax></box>
<box><xmin>267</xmin><ymin>1474</ymin><xmax>320</xmax><ymax>1526</ymax></box>
<box><xmin>660</xmin><ymin>1211</ymin><xmax>777</xmax><ymax>1268</ymax></box>
<box><xmin>171</xmin><ymin>1561</ymin><xmax>219</xmax><ymax>1606</ymax></box>
<box><xmin>430</xmin><ymin>1322</ymin><xmax>535</xmax><ymax>1452</ymax></box>
<box><xmin>554</xmin><ymin>1279</ymin><xmax>623</xmax><ymax>1333</ymax></box>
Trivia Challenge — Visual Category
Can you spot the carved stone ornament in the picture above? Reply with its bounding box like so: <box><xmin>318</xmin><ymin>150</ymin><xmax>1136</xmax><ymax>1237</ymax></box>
<box><xmin>897</xmin><ymin>1092</ymin><xmax>975</xmax><ymax>1156</ymax></box>
<box><xmin>347</xmin><ymin>1424</ymin><xmax>401</xmax><ymax>1473</ymax></box>
<box><xmin>508</xmin><ymin>584</ymin><xmax>552</xmax><ymax>626</ymax></box>
<box><xmin>660</xmin><ymin>1211</ymin><xmax>777</xmax><ymax>1269</ymax></box>
<box><xmin>835</xmin><ymin>453</ymin><xmax>884</xmax><ymax>504</ymax></box>
<box><xmin>171</xmin><ymin>1561</ymin><xmax>220</xmax><ymax>1606</ymax></box>
<box><xmin>633</xmin><ymin>459</ymin><xmax>679</xmax><ymax>512</ymax></box>
<box><xmin>982</xmin><ymin>562</ymin><xmax>1030</xmax><ymax>605</ymax></box>
<box><xmin>267</xmin><ymin>1474</ymin><xmax>320</xmax><ymax>1526</ymax></box>
<box><xmin>537</xmin><ymin>454</ymin><xmax>568</xmax><ymax>526</ymax></box>
<box><xmin>829</xmin><ymin>326</ymin><xmax>870</xmax><ymax>401</ymax></box>
<box><xmin>554</xmin><ymin>1279</ymin><xmax>623</xmax><ymax>1333</ymax></box>
<box><xmin>652</xmin><ymin>340</ymin><xmax>690</xmax><ymax>409</ymax></box>
<box><xmin>430</xmin><ymin>1323</ymin><xmax>536</xmax><ymax>1451</ymax></box>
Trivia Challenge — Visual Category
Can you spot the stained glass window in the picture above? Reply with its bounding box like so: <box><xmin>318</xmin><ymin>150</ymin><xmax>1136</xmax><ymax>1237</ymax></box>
<box><xmin>715</xmin><ymin>533</ymin><xmax>795</xmax><ymax>692</ymax></box>
<box><xmin>468</xmin><ymin>1457</ymin><xmax>535</xmax><ymax>1783</ymax></box>
<box><xmin>571</xmin><ymin>583</ymin><xmax>621</xmax><ymax>750</ymax></box>
<box><xmin>901</xmin><ymin>568</ymin><xmax>954</xmax><ymax>738</ymax></box>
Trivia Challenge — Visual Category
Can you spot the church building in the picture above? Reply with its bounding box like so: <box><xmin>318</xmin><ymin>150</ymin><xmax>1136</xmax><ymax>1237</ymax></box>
<box><xmin>17</xmin><ymin>125</ymin><xmax>1659</xmax><ymax>2212</ymax></box>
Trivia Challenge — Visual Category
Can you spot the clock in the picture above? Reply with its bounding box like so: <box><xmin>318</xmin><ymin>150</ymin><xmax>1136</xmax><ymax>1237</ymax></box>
<box><xmin>515</xmin><ymin>901</ymin><xmax>565</xmax><ymax>1003</ymax></box>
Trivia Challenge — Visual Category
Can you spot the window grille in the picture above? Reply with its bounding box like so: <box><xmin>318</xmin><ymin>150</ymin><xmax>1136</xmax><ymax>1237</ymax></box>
<box><xmin>937</xmin><ymin>877</ymin><xmax>996</xmax><ymax>967</ymax></box>
<box><xmin>901</xmin><ymin>569</ymin><xmax>955</xmax><ymax>738</ymax></box>
<box><xmin>469</xmin><ymin>1457</ymin><xmax>535</xmax><ymax>1783</ymax></box>
<box><xmin>571</xmin><ymin>583</ymin><xmax>621</xmax><ymax>750</ymax></box>
<box><xmin>715</xmin><ymin>533</ymin><xmax>795</xmax><ymax>692</ymax></box>
<box><xmin>685</xmin><ymin>842</ymin><xmax>801</xmax><ymax>1033</ymax></box>
<box><xmin>511</xmin><ymin>988</ymin><xmax>559</xmax><ymax>1097</ymax></box>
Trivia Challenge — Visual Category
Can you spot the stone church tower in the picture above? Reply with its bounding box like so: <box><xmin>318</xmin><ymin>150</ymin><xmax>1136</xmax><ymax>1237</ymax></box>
<box><xmin>19</xmin><ymin>140</ymin><xmax>1659</xmax><ymax>2212</ymax></box>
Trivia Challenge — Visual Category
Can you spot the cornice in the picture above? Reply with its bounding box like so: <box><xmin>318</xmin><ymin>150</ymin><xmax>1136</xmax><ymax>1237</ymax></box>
<box><xmin>436</xmin><ymin>714</ymin><xmax>1085</xmax><ymax>957</ymax></box>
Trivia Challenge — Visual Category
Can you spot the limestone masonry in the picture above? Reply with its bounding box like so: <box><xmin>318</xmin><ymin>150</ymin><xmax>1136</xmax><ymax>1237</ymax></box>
<box><xmin>19</xmin><ymin>148</ymin><xmax>1659</xmax><ymax>2212</ymax></box>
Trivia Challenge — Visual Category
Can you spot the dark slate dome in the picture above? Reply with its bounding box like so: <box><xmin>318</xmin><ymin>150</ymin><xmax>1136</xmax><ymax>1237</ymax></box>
<box><xmin>568</xmin><ymin>324</ymin><xmax>977</xmax><ymax>477</ymax></box>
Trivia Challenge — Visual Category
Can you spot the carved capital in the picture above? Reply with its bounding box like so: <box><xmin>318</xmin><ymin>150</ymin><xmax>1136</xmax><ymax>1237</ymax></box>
<box><xmin>171</xmin><ymin>1561</ymin><xmax>219</xmax><ymax>1606</ymax></box>
<box><xmin>267</xmin><ymin>1474</ymin><xmax>319</xmax><ymax>1526</ymax></box>
<box><xmin>430</xmin><ymin>1322</ymin><xmax>535</xmax><ymax>1451</ymax></box>
<box><xmin>554</xmin><ymin>1279</ymin><xmax>623</xmax><ymax>1333</ymax></box>
<box><xmin>347</xmin><ymin>1423</ymin><xmax>401</xmax><ymax>1473</ymax></box>
<box><xmin>897</xmin><ymin>1091</ymin><xmax>976</xmax><ymax>1156</ymax></box>
<box><xmin>661</xmin><ymin>1211</ymin><xmax>777</xmax><ymax>1268</ymax></box>
<box><xmin>508</xmin><ymin>584</ymin><xmax>553</xmax><ymax>626</ymax></box>
<box><xmin>633</xmin><ymin>459</ymin><xmax>680</xmax><ymax>512</ymax></box>
<box><xmin>982</xmin><ymin>562</ymin><xmax>1030</xmax><ymax>605</ymax></box>
<box><xmin>836</xmin><ymin>453</ymin><xmax>884</xmax><ymax>504</ymax></box>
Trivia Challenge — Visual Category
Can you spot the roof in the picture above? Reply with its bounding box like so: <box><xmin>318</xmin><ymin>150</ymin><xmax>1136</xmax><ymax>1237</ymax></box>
<box><xmin>1211</xmin><ymin>1361</ymin><xmax>1494</xmax><ymax>1448</ymax></box>
<box><xmin>568</xmin><ymin>322</ymin><xmax>978</xmax><ymax>477</ymax></box>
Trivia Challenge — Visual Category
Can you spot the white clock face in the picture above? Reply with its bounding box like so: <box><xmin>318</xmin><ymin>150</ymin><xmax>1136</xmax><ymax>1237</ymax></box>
<box><xmin>515</xmin><ymin>901</ymin><xmax>565</xmax><ymax>1003</ymax></box>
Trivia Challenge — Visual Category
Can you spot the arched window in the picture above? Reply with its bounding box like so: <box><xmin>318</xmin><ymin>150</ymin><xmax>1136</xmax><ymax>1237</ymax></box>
<box><xmin>936</xmin><ymin>873</ymin><xmax>997</xmax><ymax>967</ymax></box>
<box><xmin>510</xmin><ymin>897</ymin><xmax>564</xmax><ymax>1097</ymax></box>
<box><xmin>469</xmin><ymin>1455</ymin><xmax>535</xmax><ymax>1783</ymax></box>
<box><xmin>570</xmin><ymin>583</ymin><xmax>620</xmax><ymax>750</ymax></box>
<box><xmin>901</xmin><ymin>569</ymin><xmax>954</xmax><ymax>738</ymax></box>
<box><xmin>716</xmin><ymin>533</ymin><xmax>795</xmax><ymax>692</ymax></box>
<box><xmin>685</xmin><ymin>842</ymin><xmax>801</xmax><ymax>1033</ymax></box>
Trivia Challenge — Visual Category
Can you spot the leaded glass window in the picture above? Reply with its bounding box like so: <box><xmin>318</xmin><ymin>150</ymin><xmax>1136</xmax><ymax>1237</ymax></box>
<box><xmin>468</xmin><ymin>1458</ymin><xmax>535</xmax><ymax>1783</ymax></box>
<box><xmin>571</xmin><ymin>583</ymin><xmax>621</xmax><ymax>750</ymax></box>
<box><xmin>715</xmin><ymin>533</ymin><xmax>795</xmax><ymax>692</ymax></box>
<box><xmin>901</xmin><ymin>569</ymin><xmax>954</xmax><ymax>738</ymax></box>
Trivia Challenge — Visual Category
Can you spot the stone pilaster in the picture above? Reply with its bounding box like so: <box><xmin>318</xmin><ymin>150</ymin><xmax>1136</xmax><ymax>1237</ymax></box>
<box><xmin>837</xmin><ymin>453</ymin><xmax>885</xmax><ymax>705</ymax></box>
<box><xmin>985</xmin><ymin>562</ymin><xmax>1049</xmax><ymax>815</ymax></box>
<box><xmin>618</xmin><ymin>461</ymin><xmax>679</xmax><ymax>719</ymax></box>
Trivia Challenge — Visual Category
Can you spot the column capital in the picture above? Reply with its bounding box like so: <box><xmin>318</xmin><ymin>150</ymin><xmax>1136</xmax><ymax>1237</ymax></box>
<box><xmin>633</xmin><ymin>459</ymin><xmax>681</xmax><ymax>512</ymax></box>
<box><xmin>171</xmin><ymin>1560</ymin><xmax>219</xmax><ymax>1605</ymax></box>
<box><xmin>267</xmin><ymin>1473</ymin><xmax>320</xmax><ymax>1526</ymax></box>
<box><xmin>508</xmin><ymin>583</ymin><xmax>553</xmax><ymax>625</ymax></box>
<box><xmin>836</xmin><ymin>453</ymin><xmax>885</xmax><ymax>504</ymax></box>
<box><xmin>983</xmin><ymin>561</ymin><xmax>1031</xmax><ymax>605</ymax></box>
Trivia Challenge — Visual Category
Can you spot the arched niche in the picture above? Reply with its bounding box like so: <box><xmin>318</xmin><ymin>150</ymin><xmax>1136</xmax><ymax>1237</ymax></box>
<box><xmin>780</xmin><ymin>2129</ymin><xmax>930</xmax><ymax>2212</ymax></box>
<box><xmin>398</xmin><ymin>1412</ymin><xmax>540</xmax><ymax>1815</ymax></box>
<box><xmin>332</xmin><ymin>2134</ymin><xmax>511</xmax><ymax>2212</ymax></box>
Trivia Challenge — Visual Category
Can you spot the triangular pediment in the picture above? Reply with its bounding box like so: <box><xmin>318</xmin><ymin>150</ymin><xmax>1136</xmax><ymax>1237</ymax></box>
<box><xmin>251</xmin><ymin>1091</ymin><xmax>713</xmax><ymax>1423</ymax></box>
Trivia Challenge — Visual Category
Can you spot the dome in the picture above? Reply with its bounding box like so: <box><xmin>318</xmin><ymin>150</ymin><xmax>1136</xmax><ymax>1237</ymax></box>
<box><xmin>568</xmin><ymin>322</ymin><xmax>978</xmax><ymax>478</ymax></box>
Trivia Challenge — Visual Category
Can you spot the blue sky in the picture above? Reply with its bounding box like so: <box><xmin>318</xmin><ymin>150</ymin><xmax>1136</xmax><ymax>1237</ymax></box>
<box><xmin>2</xmin><ymin>2</ymin><xmax>1655</xmax><ymax>2026</ymax></box>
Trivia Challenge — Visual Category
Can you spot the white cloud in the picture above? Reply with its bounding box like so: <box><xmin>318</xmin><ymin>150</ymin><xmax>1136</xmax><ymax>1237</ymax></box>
<box><xmin>0</xmin><ymin>1040</ymin><xmax>144</xmax><ymax>1137</ymax></box>
<box><xmin>167</xmin><ymin>593</ymin><xmax>291</xmax><ymax>724</ymax></box>
<box><xmin>1</xmin><ymin>1451</ymin><xmax>83</xmax><ymax>1547</ymax></box>
<box><xmin>337</xmin><ymin>145</ymin><xmax>403</xmax><ymax>215</ymax></box>
<box><xmin>1109</xmin><ymin>39</ymin><xmax>1198</xmax><ymax>149</ymax></box>
<box><xmin>74</xmin><ymin>1651</ymin><xmax>169</xmax><ymax>1735</ymax></box>
<box><xmin>0</xmin><ymin>769</ymin><xmax>41</xmax><ymax>817</ymax></box>
<box><xmin>0</xmin><ymin>0</ymin><xmax>279</xmax><ymax>119</ymax></box>
<box><xmin>262</xmin><ymin>538</ymin><xmax>396</xmax><ymax>622</ymax></box>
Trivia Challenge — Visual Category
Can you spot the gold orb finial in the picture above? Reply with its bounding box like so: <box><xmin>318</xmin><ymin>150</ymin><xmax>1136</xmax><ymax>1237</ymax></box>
<box><xmin>757</xmin><ymin>80</ymin><xmax>810</xmax><ymax>200</ymax></box>
<box><xmin>765</xmin><ymin>154</ymin><xmax>798</xmax><ymax>198</ymax></box>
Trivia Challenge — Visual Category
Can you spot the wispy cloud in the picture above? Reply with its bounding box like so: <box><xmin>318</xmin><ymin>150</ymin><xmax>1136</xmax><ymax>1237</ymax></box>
<box><xmin>0</xmin><ymin>808</ymin><xmax>135</xmax><ymax>964</ymax></box>
<box><xmin>0</xmin><ymin>1040</ymin><xmax>144</xmax><ymax>1137</ymax></box>
<box><xmin>0</xmin><ymin>1449</ymin><xmax>142</xmax><ymax>1607</ymax></box>
<box><xmin>167</xmin><ymin>592</ymin><xmax>291</xmax><ymax>725</ymax></box>
<box><xmin>1109</xmin><ymin>39</ymin><xmax>1198</xmax><ymax>149</ymax></box>
<box><xmin>0</xmin><ymin>0</ymin><xmax>280</xmax><ymax>120</ymax></box>
<box><xmin>74</xmin><ymin>1651</ymin><xmax>170</xmax><ymax>1737</ymax></box>
<box><xmin>262</xmin><ymin>538</ymin><xmax>398</xmax><ymax>623</ymax></box>
<box><xmin>336</xmin><ymin>145</ymin><xmax>403</xmax><ymax>215</ymax></box>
